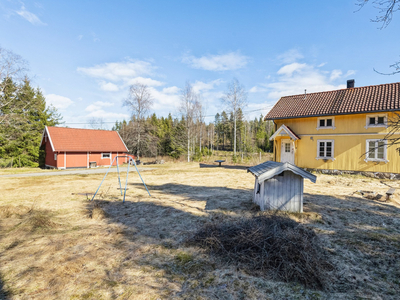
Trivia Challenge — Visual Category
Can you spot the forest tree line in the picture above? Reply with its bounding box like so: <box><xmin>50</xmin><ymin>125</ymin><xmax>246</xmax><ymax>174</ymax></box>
<box><xmin>113</xmin><ymin>111</ymin><xmax>274</xmax><ymax>161</ymax></box>
<box><xmin>114</xmin><ymin>80</ymin><xmax>274</xmax><ymax>161</ymax></box>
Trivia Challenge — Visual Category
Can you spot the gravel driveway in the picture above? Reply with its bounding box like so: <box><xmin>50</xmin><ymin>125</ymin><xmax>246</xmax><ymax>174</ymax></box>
<box><xmin>0</xmin><ymin>167</ymin><xmax>153</xmax><ymax>178</ymax></box>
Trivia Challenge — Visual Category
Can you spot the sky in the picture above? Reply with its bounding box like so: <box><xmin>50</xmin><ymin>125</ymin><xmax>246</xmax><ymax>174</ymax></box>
<box><xmin>1</xmin><ymin>0</ymin><xmax>400</xmax><ymax>128</ymax></box>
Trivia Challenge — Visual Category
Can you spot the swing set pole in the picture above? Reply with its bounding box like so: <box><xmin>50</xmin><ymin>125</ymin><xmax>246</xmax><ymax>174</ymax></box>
<box><xmin>132</xmin><ymin>158</ymin><xmax>151</xmax><ymax>196</ymax></box>
<box><xmin>116</xmin><ymin>156</ymin><xmax>122</xmax><ymax>196</ymax></box>
<box><xmin>91</xmin><ymin>156</ymin><xmax>117</xmax><ymax>201</ymax></box>
<box><xmin>91</xmin><ymin>155</ymin><xmax>151</xmax><ymax>202</ymax></box>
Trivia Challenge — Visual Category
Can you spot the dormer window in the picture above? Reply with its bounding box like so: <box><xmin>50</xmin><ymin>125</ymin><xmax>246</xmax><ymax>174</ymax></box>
<box><xmin>317</xmin><ymin>117</ymin><xmax>335</xmax><ymax>130</ymax></box>
<box><xmin>366</xmin><ymin>114</ymin><xmax>387</xmax><ymax>129</ymax></box>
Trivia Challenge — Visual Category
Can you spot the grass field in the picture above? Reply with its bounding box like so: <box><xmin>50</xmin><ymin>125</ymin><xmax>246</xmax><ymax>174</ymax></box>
<box><xmin>1</xmin><ymin>163</ymin><xmax>400</xmax><ymax>299</ymax></box>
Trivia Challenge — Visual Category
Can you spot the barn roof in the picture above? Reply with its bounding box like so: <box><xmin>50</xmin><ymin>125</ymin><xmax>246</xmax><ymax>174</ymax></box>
<box><xmin>264</xmin><ymin>81</ymin><xmax>400</xmax><ymax>120</ymax></box>
<box><xmin>41</xmin><ymin>126</ymin><xmax>128</xmax><ymax>152</ymax></box>
<box><xmin>247</xmin><ymin>161</ymin><xmax>316</xmax><ymax>183</ymax></box>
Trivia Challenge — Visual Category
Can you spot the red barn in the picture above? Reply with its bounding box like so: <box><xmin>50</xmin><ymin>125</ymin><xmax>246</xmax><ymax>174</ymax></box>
<box><xmin>40</xmin><ymin>126</ymin><xmax>129</xmax><ymax>169</ymax></box>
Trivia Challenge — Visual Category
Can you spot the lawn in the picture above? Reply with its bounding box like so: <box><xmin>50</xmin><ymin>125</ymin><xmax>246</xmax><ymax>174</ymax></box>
<box><xmin>0</xmin><ymin>163</ymin><xmax>400</xmax><ymax>299</ymax></box>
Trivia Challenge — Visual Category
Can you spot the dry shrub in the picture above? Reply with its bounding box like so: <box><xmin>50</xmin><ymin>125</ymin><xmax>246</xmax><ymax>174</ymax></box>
<box><xmin>0</xmin><ymin>205</ymin><xmax>31</xmax><ymax>218</ymax></box>
<box><xmin>188</xmin><ymin>214</ymin><xmax>333</xmax><ymax>289</ymax></box>
<box><xmin>24</xmin><ymin>209</ymin><xmax>57</xmax><ymax>231</ymax></box>
<box><xmin>88</xmin><ymin>201</ymin><xmax>107</xmax><ymax>220</ymax></box>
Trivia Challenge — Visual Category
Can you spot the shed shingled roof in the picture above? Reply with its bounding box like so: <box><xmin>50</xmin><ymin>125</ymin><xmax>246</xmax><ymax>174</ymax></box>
<box><xmin>248</xmin><ymin>161</ymin><xmax>316</xmax><ymax>183</ymax></box>
<box><xmin>264</xmin><ymin>82</ymin><xmax>400</xmax><ymax>120</ymax></box>
<box><xmin>43</xmin><ymin>126</ymin><xmax>128</xmax><ymax>152</ymax></box>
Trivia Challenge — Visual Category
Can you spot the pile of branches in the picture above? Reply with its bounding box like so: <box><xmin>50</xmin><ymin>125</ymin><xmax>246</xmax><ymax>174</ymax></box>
<box><xmin>188</xmin><ymin>214</ymin><xmax>333</xmax><ymax>289</ymax></box>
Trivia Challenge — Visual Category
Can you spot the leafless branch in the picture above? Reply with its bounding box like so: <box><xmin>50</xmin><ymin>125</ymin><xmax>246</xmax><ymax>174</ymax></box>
<box><xmin>123</xmin><ymin>83</ymin><xmax>153</xmax><ymax>159</ymax></box>
<box><xmin>357</xmin><ymin>0</ymin><xmax>400</xmax><ymax>28</ymax></box>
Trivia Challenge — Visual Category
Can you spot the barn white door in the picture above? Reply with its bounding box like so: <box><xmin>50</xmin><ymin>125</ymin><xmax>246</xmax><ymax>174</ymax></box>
<box><xmin>281</xmin><ymin>140</ymin><xmax>294</xmax><ymax>164</ymax></box>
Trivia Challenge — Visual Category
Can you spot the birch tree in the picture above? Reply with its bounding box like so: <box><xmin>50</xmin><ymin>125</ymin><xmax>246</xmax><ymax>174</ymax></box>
<box><xmin>221</xmin><ymin>78</ymin><xmax>247</xmax><ymax>156</ymax></box>
<box><xmin>179</xmin><ymin>82</ymin><xmax>199</xmax><ymax>162</ymax></box>
<box><xmin>124</xmin><ymin>83</ymin><xmax>153</xmax><ymax>160</ymax></box>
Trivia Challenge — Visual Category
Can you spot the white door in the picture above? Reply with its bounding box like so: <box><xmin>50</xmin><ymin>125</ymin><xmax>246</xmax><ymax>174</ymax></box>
<box><xmin>281</xmin><ymin>140</ymin><xmax>295</xmax><ymax>164</ymax></box>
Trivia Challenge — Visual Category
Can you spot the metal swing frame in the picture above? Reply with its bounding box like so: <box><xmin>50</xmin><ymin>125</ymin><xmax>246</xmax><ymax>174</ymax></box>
<box><xmin>91</xmin><ymin>156</ymin><xmax>151</xmax><ymax>203</ymax></box>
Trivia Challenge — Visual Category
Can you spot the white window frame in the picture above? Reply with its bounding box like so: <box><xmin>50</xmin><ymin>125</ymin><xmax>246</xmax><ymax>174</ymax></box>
<box><xmin>316</xmin><ymin>139</ymin><xmax>335</xmax><ymax>161</ymax></box>
<box><xmin>317</xmin><ymin>117</ymin><xmax>335</xmax><ymax>130</ymax></box>
<box><xmin>54</xmin><ymin>153</ymin><xmax>57</xmax><ymax>161</ymax></box>
<box><xmin>365</xmin><ymin>114</ymin><xmax>387</xmax><ymax>129</ymax></box>
<box><xmin>365</xmin><ymin>139</ymin><xmax>388</xmax><ymax>163</ymax></box>
<box><xmin>101</xmin><ymin>152</ymin><xmax>111</xmax><ymax>159</ymax></box>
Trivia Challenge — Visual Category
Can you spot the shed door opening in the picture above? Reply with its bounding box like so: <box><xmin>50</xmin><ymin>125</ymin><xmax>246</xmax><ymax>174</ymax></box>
<box><xmin>280</xmin><ymin>140</ymin><xmax>294</xmax><ymax>164</ymax></box>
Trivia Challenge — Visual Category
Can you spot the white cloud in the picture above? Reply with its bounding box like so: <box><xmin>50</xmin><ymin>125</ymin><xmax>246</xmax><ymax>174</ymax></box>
<box><xmin>16</xmin><ymin>6</ymin><xmax>46</xmax><ymax>26</ymax></box>
<box><xmin>45</xmin><ymin>94</ymin><xmax>73</xmax><ymax>110</ymax></box>
<box><xmin>125</xmin><ymin>77</ymin><xmax>164</xmax><ymax>87</ymax></box>
<box><xmin>277</xmin><ymin>63</ymin><xmax>307</xmax><ymax>76</ymax></box>
<box><xmin>85</xmin><ymin>101</ymin><xmax>114</xmax><ymax>112</ymax></box>
<box><xmin>78</xmin><ymin>59</ymin><xmax>164</xmax><ymax>96</ymax></box>
<box><xmin>150</xmin><ymin>86</ymin><xmax>181</xmax><ymax>111</ymax></box>
<box><xmin>330</xmin><ymin>69</ymin><xmax>342</xmax><ymax>81</ymax></box>
<box><xmin>162</xmin><ymin>86</ymin><xmax>180</xmax><ymax>94</ymax></box>
<box><xmin>100</xmin><ymin>81</ymin><xmax>119</xmax><ymax>92</ymax></box>
<box><xmin>77</xmin><ymin>35</ymin><xmax>83</xmax><ymax>41</ymax></box>
<box><xmin>78</xmin><ymin>59</ymin><xmax>155</xmax><ymax>82</ymax></box>
<box><xmin>345</xmin><ymin>70</ymin><xmax>356</xmax><ymax>77</ymax></box>
<box><xmin>86</xmin><ymin>110</ymin><xmax>129</xmax><ymax>120</ymax></box>
<box><xmin>78</xmin><ymin>59</ymin><xmax>162</xmax><ymax>92</ymax></box>
<box><xmin>182</xmin><ymin>51</ymin><xmax>249</xmax><ymax>71</ymax></box>
<box><xmin>266</xmin><ymin>63</ymin><xmax>348</xmax><ymax>100</ymax></box>
<box><xmin>192</xmin><ymin>79</ymin><xmax>223</xmax><ymax>93</ymax></box>
<box><xmin>277</xmin><ymin>49</ymin><xmax>304</xmax><ymax>64</ymax></box>
<box><xmin>84</xmin><ymin>101</ymin><xmax>128</xmax><ymax>122</ymax></box>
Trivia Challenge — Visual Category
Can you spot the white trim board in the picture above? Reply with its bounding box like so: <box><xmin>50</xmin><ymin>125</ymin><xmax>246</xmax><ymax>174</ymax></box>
<box><xmin>299</xmin><ymin>132</ymin><xmax>399</xmax><ymax>137</ymax></box>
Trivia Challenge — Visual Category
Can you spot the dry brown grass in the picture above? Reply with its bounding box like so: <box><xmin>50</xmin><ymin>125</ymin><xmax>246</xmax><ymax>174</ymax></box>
<box><xmin>0</xmin><ymin>162</ymin><xmax>400</xmax><ymax>299</ymax></box>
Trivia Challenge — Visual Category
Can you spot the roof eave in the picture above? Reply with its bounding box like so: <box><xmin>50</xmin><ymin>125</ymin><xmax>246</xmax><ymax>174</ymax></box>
<box><xmin>264</xmin><ymin>108</ymin><xmax>400</xmax><ymax>121</ymax></box>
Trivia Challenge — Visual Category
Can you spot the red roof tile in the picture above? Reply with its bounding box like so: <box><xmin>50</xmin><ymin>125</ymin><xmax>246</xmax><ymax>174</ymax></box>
<box><xmin>45</xmin><ymin>127</ymin><xmax>128</xmax><ymax>152</ymax></box>
<box><xmin>264</xmin><ymin>82</ymin><xmax>400</xmax><ymax>120</ymax></box>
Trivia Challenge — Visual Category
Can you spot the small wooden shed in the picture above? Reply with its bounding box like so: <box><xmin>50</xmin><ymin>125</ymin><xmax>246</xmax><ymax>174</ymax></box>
<box><xmin>247</xmin><ymin>161</ymin><xmax>316</xmax><ymax>212</ymax></box>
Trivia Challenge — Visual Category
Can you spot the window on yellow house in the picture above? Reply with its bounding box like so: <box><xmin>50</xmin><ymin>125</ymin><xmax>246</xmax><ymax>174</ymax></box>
<box><xmin>317</xmin><ymin>117</ymin><xmax>335</xmax><ymax>130</ymax></box>
<box><xmin>365</xmin><ymin>139</ymin><xmax>388</xmax><ymax>162</ymax></box>
<box><xmin>317</xmin><ymin>140</ymin><xmax>334</xmax><ymax>160</ymax></box>
<box><xmin>366</xmin><ymin>114</ymin><xmax>387</xmax><ymax>128</ymax></box>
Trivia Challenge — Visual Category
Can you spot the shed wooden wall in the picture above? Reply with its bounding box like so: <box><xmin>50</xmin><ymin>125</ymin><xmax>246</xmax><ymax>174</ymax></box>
<box><xmin>253</xmin><ymin>171</ymin><xmax>303</xmax><ymax>212</ymax></box>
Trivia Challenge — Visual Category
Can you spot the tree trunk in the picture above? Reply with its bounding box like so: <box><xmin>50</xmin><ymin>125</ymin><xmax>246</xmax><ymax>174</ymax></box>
<box><xmin>137</xmin><ymin>121</ymin><xmax>141</xmax><ymax>160</ymax></box>
<box><xmin>234</xmin><ymin>112</ymin><xmax>237</xmax><ymax>156</ymax></box>
<box><xmin>187</xmin><ymin>128</ymin><xmax>190</xmax><ymax>162</ymax></box>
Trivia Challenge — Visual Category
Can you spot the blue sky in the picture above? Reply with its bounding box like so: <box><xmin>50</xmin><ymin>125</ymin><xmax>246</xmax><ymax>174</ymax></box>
<box><xmin>1</xmin><ymin>0</ymin><xmax>400</xmax><ymax>128</ymax></box>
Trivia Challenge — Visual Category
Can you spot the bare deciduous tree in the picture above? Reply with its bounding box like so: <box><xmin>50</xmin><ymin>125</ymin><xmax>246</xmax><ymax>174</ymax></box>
<box><xmin>124</xmin><ymin>83</ymin><xmax>153</xmax><ymax>160</ymax></box>
<box><xmin>357</xmin><ymin>0</ymin><xmax>400</xmax><ymax>28</ymax></box>
<box><xmin>0</xmin><ymin>47</ymin><xmax>28</xmax><ymax>125</ymax></box>
<box><xmin>88</xmin><ymin>117</ymin><xmax>105</xmax><ymax>130</ymax></box>
<box><xmin>358</xmin><ymin>0</ymin><xmax>400</xmax><ymax>74</ymax></box>
<box><xmin>221</xmin><ymin>78</ymin><xmax>247</xmax><ymax>156</ymax></box>
<box><xmin>179</xmin><ymin>82</ymin><xmax>199</xmax><ymax>162</ymax></box>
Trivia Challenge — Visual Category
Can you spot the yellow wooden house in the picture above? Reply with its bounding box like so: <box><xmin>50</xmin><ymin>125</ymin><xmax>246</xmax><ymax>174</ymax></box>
<box><xmin>265</xmin><ymin>80</ymin><xmax>400</xmax><ymax>174</ymax></box>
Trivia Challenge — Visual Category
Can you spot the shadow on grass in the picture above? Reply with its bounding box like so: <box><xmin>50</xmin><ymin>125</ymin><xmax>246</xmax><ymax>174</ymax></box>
<box><xmin>81</xmin><ymin>184</ymin><xmax>400</xmax><ymax>298</ymax></box>
<box><xmin>129</xmin><ymin>182</ymin><xmax>254</xmax><ymax>211</ymax></box>
<box><xmin>0</xmin><ymin>278</ymin><xmax>9</xmax><ymax>300</ymax></box>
